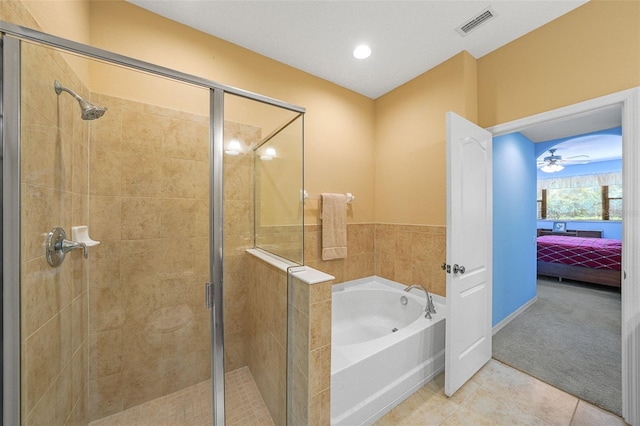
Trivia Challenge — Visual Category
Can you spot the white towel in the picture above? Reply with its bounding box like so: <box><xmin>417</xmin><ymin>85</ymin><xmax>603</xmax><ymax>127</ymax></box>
<box><xmin>321</xmin><ymin>193</ymin><xmax>347</xmax><ymax>260</ymax></box>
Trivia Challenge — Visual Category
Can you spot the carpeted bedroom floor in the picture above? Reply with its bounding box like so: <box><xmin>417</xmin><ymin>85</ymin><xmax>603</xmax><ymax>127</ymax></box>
<box><xmin>492</xmin><ymin>276</ymin><xmax>621</xmax><ymax>416</ymax></box>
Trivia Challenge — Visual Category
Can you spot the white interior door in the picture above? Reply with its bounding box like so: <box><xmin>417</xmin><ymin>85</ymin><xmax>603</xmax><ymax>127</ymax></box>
<box><xmin>445</xmin><ymin>112</ymin><xmax>493</xmax><ymax>396</ymax></box>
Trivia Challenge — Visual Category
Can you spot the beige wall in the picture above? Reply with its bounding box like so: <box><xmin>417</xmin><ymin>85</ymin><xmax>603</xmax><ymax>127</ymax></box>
<box><xmin>372</xmin><ymin>0</ymin><xmax>639</xmax><ymax>226</ymax></box>
<box><xmin>19</xmin><ymin>0</ymin><xmax>92</xmax><ymax>83</ymax></box>
<box><xmin>17</xmin><ymin>0</ymin><xmax>377</xmax><ymax>225</ymax></box>
<box><xmin>478</xmin><ymin>0</ymin><xmax>640</xmax><ymax>128</ymax></box>
<box><xmin>374</xmin><ymin>51</ymin><xmax>478</xmax><ymax>226</ymax></box>
<box><xmin>11</xmin><ymin>0</ymin><xmax>640</xmax><ymax>245</ymax></box>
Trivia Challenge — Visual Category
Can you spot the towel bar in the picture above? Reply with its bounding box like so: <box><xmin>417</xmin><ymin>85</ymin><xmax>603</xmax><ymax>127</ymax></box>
<box><xmin>303</xmin><ymin>190</ymin><xmax>355</xmax><ymax>204</ymax></box>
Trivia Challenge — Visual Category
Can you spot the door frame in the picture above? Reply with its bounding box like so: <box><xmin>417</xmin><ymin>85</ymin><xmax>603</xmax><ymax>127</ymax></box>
<box><xmin>486</xmin><ymin>87</ymin><xmax>640</xmax><ymax>425</ymax></box>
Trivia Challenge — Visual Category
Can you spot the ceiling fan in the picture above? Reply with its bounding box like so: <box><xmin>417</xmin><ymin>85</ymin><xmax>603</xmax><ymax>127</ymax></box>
<box><xmin>537</xmin><ymin>148</ymin><xmax>590</xmax><ymax>173</ymax></box>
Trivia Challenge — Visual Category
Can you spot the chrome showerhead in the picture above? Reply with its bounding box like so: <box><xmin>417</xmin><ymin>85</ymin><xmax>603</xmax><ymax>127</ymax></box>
<box><xmin>77</xmin><ymin>98</ymin><xmax>107</xmax><ymax>120</ymax></box>
<box><xmin>54</xmin><ymin>80</ymin><xmax>107</xmax><ymax>121</ymax></box>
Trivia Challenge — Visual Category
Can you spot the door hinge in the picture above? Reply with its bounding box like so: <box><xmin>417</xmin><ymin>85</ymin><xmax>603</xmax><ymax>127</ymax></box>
<box><xmin>205</xmin><ymin>282</ymin><xmax>214</xmax><ymax>310</ymax></box>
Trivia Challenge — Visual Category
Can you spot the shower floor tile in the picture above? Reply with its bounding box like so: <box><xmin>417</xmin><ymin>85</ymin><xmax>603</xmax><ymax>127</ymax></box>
<box><xmin>90</xmin><ymin>367</ymin><xmax>273</xmax><ymax>426</ymax></box>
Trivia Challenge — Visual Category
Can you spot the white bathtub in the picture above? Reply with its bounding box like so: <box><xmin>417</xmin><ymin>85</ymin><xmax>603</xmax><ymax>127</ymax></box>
<box><xmin>331</xmin><ymin>276</ymin><xmax>446</xmax><ymax>426</ymax></box>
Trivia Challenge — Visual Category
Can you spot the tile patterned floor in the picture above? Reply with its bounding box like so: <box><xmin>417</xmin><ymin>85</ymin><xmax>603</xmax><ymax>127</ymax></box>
<box><xmin>89</xmin><ymin>367</ymin><xmax>273</xmax><ymax>426</ymax></box>
<box><xmin>224</xmin><ymin>368</ymin><xmax>274</xmax><ymax>426</ymax></box>
<box><xmin>376</xmin><ymin>359</ymin><xmax>627</xmax><ymax>426</ymax></box>
<box><xmin>90</xmin><ymin>360</ymin><xmax>625</xmax><ymax>425</ymax></box>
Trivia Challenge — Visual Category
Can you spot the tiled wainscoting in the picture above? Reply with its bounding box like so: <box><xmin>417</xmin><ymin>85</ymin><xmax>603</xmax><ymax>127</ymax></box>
<box><xmin>305</xmin><ymin>223</ymin><xmax>446</xmax><ymax>295</ymax></box>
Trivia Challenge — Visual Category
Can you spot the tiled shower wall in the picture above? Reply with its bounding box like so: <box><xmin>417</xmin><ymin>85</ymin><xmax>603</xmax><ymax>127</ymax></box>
<box><xmin>246</xmin><ymin>256</ymin><xmax>288</xmax><ymax>425</ymax></box>
<box><xmin>222</xmin><ymin>121</ymin><xmax>261</xmax><ymax>373</ymax></box>
<box><xmin>20</xmin><ymin>40</ymin><xmax>91</xmax><ymax>426</ymax></box>
<box><xmin>87</xmin><ymin>95</ymin><xmax>211</xmax><ymax>420</ymax></box>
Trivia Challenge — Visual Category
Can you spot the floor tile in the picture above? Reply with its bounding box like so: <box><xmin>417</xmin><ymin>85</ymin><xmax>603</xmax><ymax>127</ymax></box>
<box><xmin>571</xmin><ymin>400</ymin><xmax>627</xmax><ymax>426</ymax></box>
<box><xmin>89</xmin><ymin>367</ymin><xmax>272</xmax><ymax>426</ymax></box>
<box><xmin>375</xmin><ymin>359</ymin><xmax>625</xmax><ymax>426</ymax></box>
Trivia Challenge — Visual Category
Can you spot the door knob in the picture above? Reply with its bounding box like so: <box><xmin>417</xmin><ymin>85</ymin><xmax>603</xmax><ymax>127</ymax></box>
<box><xmin>453</xmin><ymin>264</ymin><xmax>466</xmax><ymax>274</ymax></box>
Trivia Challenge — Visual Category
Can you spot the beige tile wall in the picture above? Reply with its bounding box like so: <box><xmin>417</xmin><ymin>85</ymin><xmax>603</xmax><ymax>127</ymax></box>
<box><xmin>222</xmin><ymin>121</ymin><xmax>261</xmax><ymax>373</ymax></box>
<box><xmin>246</xmin><ymin>256</ymin><xmax>288</xmax><ymax>425</ymax></box>
<box><xmin>87</xmin><ymin>95</ymin><xmax>211</xmax><ymax>420</ymax></box>
<box><xmin>305</xmin><ymin>223</ymin><xmax>445</xmax><ymax>295</ymax></box>
<box><xmin>19</xmin><ymin>39</ymin><xmax>90</xmax><ymax>425</ymax></box>
<box><xmin>291</xmin><ymin>276</ymin><xmax>333</xmax><ymax>426</ymax></box>
<box><xmin>374</xmin><ymin>224</ymin><xmax>447</xmax><ymax>296</ymax></box>
<box><xmin>304</xmin><ymin>223</ymin><xmax>376</xmax><ymax>284</ymax></box>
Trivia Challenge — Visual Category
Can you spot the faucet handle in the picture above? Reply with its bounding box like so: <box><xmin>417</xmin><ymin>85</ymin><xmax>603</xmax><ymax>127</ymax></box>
<box><xmin>46</xmin><ymin>227</ymin><xmax>89</xmax><ymax>267</ymax></box>
<box><xmin>428</xmin><ymin>295</ymin><xmax>437</xmax><ymax>314</ymax></box>
<box><xmin>61</xmin><ymin>239</ymin><xmax>88</xmax><ymax>259</ymax></box>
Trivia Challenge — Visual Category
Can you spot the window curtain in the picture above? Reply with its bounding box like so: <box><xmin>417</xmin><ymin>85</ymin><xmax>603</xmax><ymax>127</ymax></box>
<box><xmin>537</xmin><ymin>172</ymin><xmax>622</xmax><ymax>190</ymax></box>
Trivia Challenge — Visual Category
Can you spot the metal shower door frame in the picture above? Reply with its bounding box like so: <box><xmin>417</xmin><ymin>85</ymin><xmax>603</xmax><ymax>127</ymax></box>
<box><xmin>0</xmin><ymin>20</ymin><xmax>304</xmax><ymax>426</ymax></box>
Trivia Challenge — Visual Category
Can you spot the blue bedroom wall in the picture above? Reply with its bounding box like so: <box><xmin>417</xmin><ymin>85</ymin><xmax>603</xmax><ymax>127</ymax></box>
<box><xmin>493</xmin><ymin>132</ymin><xmax>537</xmax><ymax>327</ymax></box>
<box><xmin>536</xmin><ymin>220</ymin><xmax>621</xmax><ymax>240</ymax></box>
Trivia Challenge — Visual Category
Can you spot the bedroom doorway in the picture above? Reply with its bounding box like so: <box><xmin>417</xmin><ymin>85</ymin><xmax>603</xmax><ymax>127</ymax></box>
<box><xmin>487</xmin><ymin>87</ymin><xmax>640</xmax><ymax>426</ymax></box>
<box><xmin>494</xmin><ymin>127</ymin><xmax>623</xmax><ymax>415</ymax></box>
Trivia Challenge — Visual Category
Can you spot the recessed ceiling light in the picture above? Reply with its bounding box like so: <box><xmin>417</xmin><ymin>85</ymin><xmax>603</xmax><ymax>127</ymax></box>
<box><xmin>353</xmin><ymin>45</ymin><xmax>371</xmax><ymax>60</ymax></box>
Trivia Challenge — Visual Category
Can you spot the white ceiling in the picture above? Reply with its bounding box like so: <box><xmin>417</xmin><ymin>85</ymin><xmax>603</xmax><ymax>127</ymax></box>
<box><xmin>537</xmin><ymin>132</ymin><xmax>622</xmax><ymax>164</ymax></box>
<box><xmin>127</xmin><ymin>0</ymin><xmax>618</xmax><ymax>163</ymax></box>
<box><xmin>521</xmin><ymin>105</ymin><xmax>622</xmax><ymax>143</ymax></box>
<box><xmin>127</xmin><ymin>0</ymin><xmax>588</xmax><ymax>99</ymax></box>
<box><xmin>523</xmin><ymin>106</ymin><xmax>622</xmax><ymax>162</ymax></box>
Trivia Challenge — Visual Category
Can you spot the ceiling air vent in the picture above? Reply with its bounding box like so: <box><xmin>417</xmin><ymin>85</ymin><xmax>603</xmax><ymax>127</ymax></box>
<box><xmin>456</xmin><ymin>7</ymin><xmax>497</xmax><ymax>37</ymax></box>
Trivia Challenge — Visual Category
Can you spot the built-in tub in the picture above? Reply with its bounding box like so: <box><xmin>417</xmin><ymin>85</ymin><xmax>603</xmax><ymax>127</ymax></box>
<box><xmin>331</xmin><ymin>276</ymin><xmax>446</xmax><ymax>425</ymax></box>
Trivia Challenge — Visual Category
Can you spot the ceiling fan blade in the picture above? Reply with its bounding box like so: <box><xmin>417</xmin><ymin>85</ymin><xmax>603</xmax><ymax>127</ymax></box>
<box><xmin>562</xmin><ymin>160</ymin><xmax>590</xmax><ymax>164</ymax></box>
<box><xmin>565</xmin><ymin>154</ymin><xmax>590</xmax><ymax>159</ymax></box>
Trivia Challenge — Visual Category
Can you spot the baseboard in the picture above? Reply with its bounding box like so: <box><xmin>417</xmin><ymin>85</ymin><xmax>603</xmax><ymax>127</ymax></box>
<box><xmin>492</xmin><ymin>295</ymin><xmax>537</xmax><ymax>335</ymax></box>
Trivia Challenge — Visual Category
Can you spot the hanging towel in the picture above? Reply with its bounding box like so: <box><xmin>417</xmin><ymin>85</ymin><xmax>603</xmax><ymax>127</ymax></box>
<box><xmin>321</xmin><ymin>193</ymin><xmax>347</xmax><ymax>260</ymax></box>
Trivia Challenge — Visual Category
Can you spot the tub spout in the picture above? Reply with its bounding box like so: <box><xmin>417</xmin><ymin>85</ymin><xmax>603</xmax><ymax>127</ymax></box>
<box><xmin>404</xmin><ymin>284</ymin><xmax>437</xmax><ymax>319</ymax></box>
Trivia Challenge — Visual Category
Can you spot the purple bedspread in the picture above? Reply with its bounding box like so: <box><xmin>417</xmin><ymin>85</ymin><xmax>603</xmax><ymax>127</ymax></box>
<box><xmin>537</xmin><ymin>235</ymin><xmax>622</xmax><ymax>271</ymax></box>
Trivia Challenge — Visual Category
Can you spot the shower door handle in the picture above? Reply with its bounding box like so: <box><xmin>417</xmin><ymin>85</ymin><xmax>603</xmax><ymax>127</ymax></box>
<box><xmin>205</xmin><ymin>282</ymin><xmax>214</xmax><ymax>310</ymax></box>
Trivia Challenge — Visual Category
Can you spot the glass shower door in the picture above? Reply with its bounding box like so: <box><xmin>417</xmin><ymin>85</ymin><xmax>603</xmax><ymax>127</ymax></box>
<box><xmin>219</xmin><ymin>93</ymin><xmax>304</xmax><ymax>425</ymax></box>
<box><xmin>3</xmin><ymin>22</ymin><xmax>305</xmax><ymax>426</ymax></box>
<box><xmin>15</xmin><ymin>38</ymin><xmax>213</xmax><ymax>425</ymax></box>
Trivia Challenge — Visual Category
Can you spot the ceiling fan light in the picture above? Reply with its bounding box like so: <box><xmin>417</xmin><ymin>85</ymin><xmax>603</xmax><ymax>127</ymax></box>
<box><xmin>541</xmin><ymin>163</ymin><xmax>564</xmax><ymax>173</ymax></box>
<box><xmin>353</xmin><ymin>45</ymin><xmax>372</xmax><ymax>59</ymax></box>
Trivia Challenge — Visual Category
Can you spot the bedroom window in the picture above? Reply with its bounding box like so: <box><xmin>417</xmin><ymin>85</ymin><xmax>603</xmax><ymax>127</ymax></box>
<box><xmin>603</xmin><ymin>184</ymin><xmax>622</xmax><ymax>220</ymax></box>
<box><xmin>537</xmin><ymin>172</ymin><xmax>622</xmax><ymax>221</ymax></box>
<box><xmin>544</xmin><ymin>186</ymin><xmax>602</xmax><ymax>220</ymax></box>
<box><xmin>537</xmin><ymin>188</ymin><xmax>546</xmax><ymax>219</ymax></box>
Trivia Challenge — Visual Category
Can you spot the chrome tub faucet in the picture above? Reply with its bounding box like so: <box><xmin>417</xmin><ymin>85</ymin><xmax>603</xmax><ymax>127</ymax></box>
<box><xmin>404</xmin><ymin>284</ymin><xmax>437</xmax><ymax>319</ymax></box>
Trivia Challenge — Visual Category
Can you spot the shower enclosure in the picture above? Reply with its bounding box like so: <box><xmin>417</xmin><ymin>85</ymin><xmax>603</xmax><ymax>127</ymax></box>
<box><xmin>1</xmin><ymin>21</ymin><xmax>304</xmax><ymax>425</ymax></box>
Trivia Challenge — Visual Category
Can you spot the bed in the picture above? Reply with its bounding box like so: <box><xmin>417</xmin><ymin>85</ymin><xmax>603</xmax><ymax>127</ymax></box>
<box><xmin>536</xmin><ymin>230</ymin><xmax>621</xmax><ymax>288</ymax></box>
